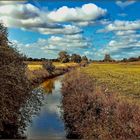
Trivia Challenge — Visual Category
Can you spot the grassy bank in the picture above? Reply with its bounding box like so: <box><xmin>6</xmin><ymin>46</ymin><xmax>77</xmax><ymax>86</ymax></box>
<box><xmin>61</xmin><ymin>69</ymin><xmax>140</xmax><ymax>139</ymax></box>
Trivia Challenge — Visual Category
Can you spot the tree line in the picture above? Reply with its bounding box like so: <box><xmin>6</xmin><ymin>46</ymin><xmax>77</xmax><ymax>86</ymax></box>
<box><xmin>26</xmin><ymin>51</ymin><xmax>89</xmax><ymax>63</ymax></box>
<box><xmin>98</xmin><ymin>54</ymin><xmax>140</xmax><ymax>62</ymax></box>
<box><xmin>26</xmin><ymin>53</ymin><xmax>140</xmax><ymax>63</ymax></box>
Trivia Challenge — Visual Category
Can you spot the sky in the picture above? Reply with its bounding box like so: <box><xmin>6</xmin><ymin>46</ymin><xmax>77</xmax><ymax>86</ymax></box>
<box><xmin>0</xmin><ymin>0</ymin><xmax>140</xmax><ymax>60</ymax></box>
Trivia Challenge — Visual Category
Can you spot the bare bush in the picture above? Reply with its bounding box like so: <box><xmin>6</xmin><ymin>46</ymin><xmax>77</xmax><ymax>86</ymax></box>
<box><xmin>61</xmin><ymin>71</ymin><xmax>140</xmax><ymax>139</ymax></box>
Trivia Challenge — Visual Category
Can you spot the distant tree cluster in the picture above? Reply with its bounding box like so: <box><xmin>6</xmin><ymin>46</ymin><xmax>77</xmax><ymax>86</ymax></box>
<box><xmin>102</xmin><ymin>54</ymin><xmax>140</xmax><ymax>63</ymax></box>
<box><xmin>25</xmin><ymin>57</ymin><xmax>59</xmax><ymax>62</ymax></box>
<box><xmin>25</xmin><ymin>51</ymin><xmax>140</xmax><ymax>64</ymax></box>
<box><xmin>121</xmin><ymin>56</ymin><xmax>140</xmax><ymax>62</ymax></box>
<box><xmin>26</xmin><ymin>51</ymin><xmax>89</xmax><ymax>64</ymax></box>
<box><xmin>57</xmin><ymin>51</ymin><xmax>89</xmax><ymax>64</ymax></box>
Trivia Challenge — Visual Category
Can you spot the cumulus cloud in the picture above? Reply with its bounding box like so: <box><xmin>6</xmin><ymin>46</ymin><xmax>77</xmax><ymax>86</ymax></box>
<box><xmin>46</xmin><ymin>34</ymin><xmax>91</xmax><ymax>49</ymax></box>
<box><xmin>0</xmin><ymin>3</ymin><xmax>70</xmax><ymax>34</ymax></box>
<box><xmin>97</xmin><ymin>20</ymin><xmax>140</xmax><ymax>33</ymax></box>
<box><xmin>115</xmin><ymin>30</ymin><xmax>136</xmax><ymax>36</ymax></box>
<box><xmin>96</xmin><ymin>19</ymin><xmax>140</xmax><ymax>59</ymax></box>
<box><xmin>116</xmin><ymin>1</ymin><xmax>136</xmax><ymax>8</ymax></box>
<box><xmin>95</xmin><ymin>34</ymin><xmax>140</xmax><ymax>59</ymax></box>
<box><xmin>0</xmin><ymin>3</ymin><xmax>39</xmax><ymax>19</ymax></box>
<box><xmin>12</xmin><ymin>33</ymin><xmax>92</xmax><ymax>58</ymax></box>
<box><xmin>0</xmin><ymin>1</ymin><xmax>25</xmax><ymax>5</ymax></box>
<box><xmin>74</xmin><ymin>19</ymin><xmax>110</xmax><ymax>27</ymax></box>
<box><xmin>31</xmin><ymin>25</ymin><xmax>82</xmax><ymax>35</ymax></box>
<box><xmin>0</xmin><ymin>2</ymin><xmax>107</xmax><ymax>35</ymax></box>
<box><xmin>47</xmin><ymin>3</ymin><xmax>107</xmax><ymax>22</ymax></box>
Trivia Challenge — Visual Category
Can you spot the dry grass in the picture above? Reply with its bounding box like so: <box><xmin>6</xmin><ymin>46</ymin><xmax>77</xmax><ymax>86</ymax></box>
<box><xmin>53</xmin><ymin>62</ymin><xmax>78</xmax><ymax>69</ymax></box>
<box><xmin>27</xmin><ymin>64</ymin><xmax>43</xmax><ymax>71</ymax></box>
<box><xmin>26</xmin><ymin>61</ymin><xmax>78</xmax><ymax>71</ymax></box>
<box><xmin>80</xmin><ymin>62</ymin><xmax>140</xmax><ymax>104</ymax></box>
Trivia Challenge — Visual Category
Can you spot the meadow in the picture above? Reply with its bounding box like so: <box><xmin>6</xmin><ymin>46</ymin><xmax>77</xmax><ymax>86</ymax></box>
<box><xmin>80</xmin><ymin>62</ymin><xmax>140</xmax><ymax>104</ymax></box>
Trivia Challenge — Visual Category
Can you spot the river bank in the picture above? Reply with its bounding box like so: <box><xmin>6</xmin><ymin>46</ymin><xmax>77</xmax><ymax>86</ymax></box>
<box><xmin>26</xmin><ymin>62</ymin><xmax>79</xmax><ymax>87</ymax></box>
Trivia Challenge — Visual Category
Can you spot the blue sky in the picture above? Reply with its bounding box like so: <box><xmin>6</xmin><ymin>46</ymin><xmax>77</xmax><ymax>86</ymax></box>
<box><xmin>0</xmin><ymin>0</ymin><xmax>140</xmax><ymax>59</ymax></box>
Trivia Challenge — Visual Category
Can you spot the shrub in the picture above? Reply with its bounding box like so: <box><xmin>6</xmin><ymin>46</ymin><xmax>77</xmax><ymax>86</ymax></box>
<box><xmin>61</xmin><ymin>71</ymin><xmax>140</xmax><ymax>139</ymax></box>
<box><xmin>0</xmin><ymin>23</ymin><xmax>41</xmax><ymax>138</ymax></box>
<box><xmin>43</xmin><ymin>61</ymin><xmax>55</xmax><ymax>74</ymax></box>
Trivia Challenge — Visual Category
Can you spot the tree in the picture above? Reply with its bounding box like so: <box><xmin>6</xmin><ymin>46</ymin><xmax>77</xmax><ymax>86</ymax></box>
<box><xmin>71</xmin><ymin>54</ymin><xmax>82</xmax><ymax>63</ymax></box>
<box><xmin>103</xmin><ymin>54</ymin><xmax>113</xmax><ymax>62</ymax></box>
<box><xmin>58</xmin><ymin>51</ymin><xmax>70</xmax><ymax>63</ymax></box>
<box><xmin>0</xmin><ymin>23</ymin><xmax>35</xmax><ymax>138</ymax></box>
<box><xmin>128</xmin><ymin>57</ymin><xmax>138</xmax><ymax>62</ymax></box>
<box><xmin>79</xmin><ymin>56</ymin><xmax>88</xmax><ymax>67</ymax></box>
<box><xmin>82</xmin><ymin>56</ymin><xmax>88</xmax><ymax>62</ymax></box>
<box><xmin>122</xmin><ymin>58</ymin><xmax>128</xmax><ymax>62</ymax></box>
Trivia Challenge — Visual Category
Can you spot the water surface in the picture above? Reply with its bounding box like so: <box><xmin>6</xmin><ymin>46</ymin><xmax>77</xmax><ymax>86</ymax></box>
<box><xmin>26</xmin><ymin>76</ymin><xmax>65</xmax><ymax>139</ymax></box>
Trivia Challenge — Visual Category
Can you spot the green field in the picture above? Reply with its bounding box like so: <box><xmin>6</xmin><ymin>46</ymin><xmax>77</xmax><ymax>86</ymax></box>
<box><xmin>81</xmin><ymin>62</ymin><xmax>140</xmax><ymax>103</ymax></box>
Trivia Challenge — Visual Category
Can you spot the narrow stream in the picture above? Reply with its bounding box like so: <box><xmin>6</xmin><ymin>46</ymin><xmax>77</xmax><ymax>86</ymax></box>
<box><xmin>26</xmin><ymin>76</ymin><xmax>66</xmax><ymax>139</ymax></box>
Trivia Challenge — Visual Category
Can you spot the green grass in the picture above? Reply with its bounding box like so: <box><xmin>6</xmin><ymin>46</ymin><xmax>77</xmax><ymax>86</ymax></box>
<box><xmin>80</xmin><ymin>62</ymin><xmax>140</xmax><ymax>103</ymax></box>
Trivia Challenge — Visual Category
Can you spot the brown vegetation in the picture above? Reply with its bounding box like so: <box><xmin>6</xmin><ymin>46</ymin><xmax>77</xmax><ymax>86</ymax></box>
<box><xmin>0</xmin><ymin>23</ymin><xmax>43</xmax><ymax>138</ymax></box>
<box><xmin>61</xmin><ymin>71</ymin><xmax>140</xmax><ymax>139</ymax></box>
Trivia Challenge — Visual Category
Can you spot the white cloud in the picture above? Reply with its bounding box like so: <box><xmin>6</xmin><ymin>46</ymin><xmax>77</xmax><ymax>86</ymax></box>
<box><xmin>116</xmin><ymin>1</ymin><xmax>136</xmax><ymax>8</ymax></box>
<box><xmin>0</xmin><ymin>2</ymin><xmax>107</xmax><ymax>35</ymax></box>
<box><xmin>74</xmin><ymin>19</ymin><xmax>110</xmax><ymax>27</ymax></box>
<box><xmin>0</xmin><ymin>1</ymin><xmax>25</xmax><ymax>5</ymax></box>
<box><xmin>95</xmin><ymin>36</ymin><xmax>140</xmax><ymax>59</ymax></box>
<box><xmin>118</xmin><ymin>13</ymin><xmax>127</xmax><ymax>17</ymax></box>
<box><xmin>0</xmin><ymin>3</ymin><xmax>39</xmax><ymax>19</ymax></box>
<box><xmin>115</xmin><ymin>30</ymin><xmax>136</xmax><ymax>36</ymax></box>
<box><xmin>46</xmin><ymin>34</ymin><xmax>91</xmax><ymax>49</ymax></box>
<box><xmin>0</xmin><ymin>3</ymin><xmax>81</xmax><ymax>35</ymax></box>
<box><xmin>12</xmin><ymin>33</ymin><xmax>92</xmax><ymax>58</ymax></box>
<box><xmin>98</xmin><ymin>20</ymin><xmax>140</xmax><ymax>33</ymax></box>
<box><xmin>0</xmin><ymin>3</ymin><xmax>68</xmax><ymax>34</ymax></box>
<box><xmin>47</xmin><ymin>3</ymin><xmax>107</xmax><ymax>22</ymax></box>
<box><xmin>96</xmin><ymin>19</ymin><xmax>140</xmax><ymax>59</ymax></box>
<box><xmin>30</xmin><ymin>25</ymin><xmax>82</xmax><ymax>35</ymax></box>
